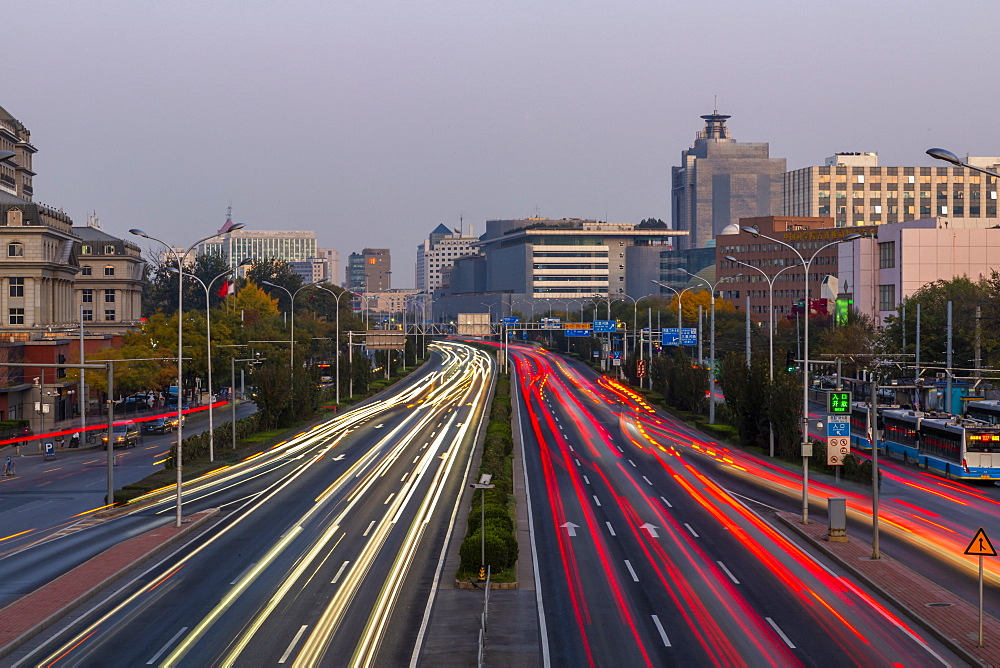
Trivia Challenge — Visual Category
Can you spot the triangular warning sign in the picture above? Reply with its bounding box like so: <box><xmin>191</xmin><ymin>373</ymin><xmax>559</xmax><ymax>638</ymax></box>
<box><xmin>964</xmin><ymin>528</ymin><xmax>998</xmax><ymax>557</ymax></box>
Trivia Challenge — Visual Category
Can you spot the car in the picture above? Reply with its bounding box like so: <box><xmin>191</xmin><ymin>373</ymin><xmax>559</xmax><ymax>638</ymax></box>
<box><xmin>164</xmin><ymin>414</ymin><xmax>186</xmax><ymax>430</ymax></box>
<box><xmin>142</xmin><ymin>417</ymin><xmax>172</xmax><ymax>434</ymax></box>
<box><xmin>102</xmin><ymin>421</ymin><xmax>142</xmax><ymax>449</ymax></box>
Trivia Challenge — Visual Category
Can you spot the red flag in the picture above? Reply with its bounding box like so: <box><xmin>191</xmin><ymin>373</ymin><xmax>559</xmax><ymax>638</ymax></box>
<box><xmin>217</xmin><ymin>280</ymin><xmax>235</xmax><ymax>298</ymax></box>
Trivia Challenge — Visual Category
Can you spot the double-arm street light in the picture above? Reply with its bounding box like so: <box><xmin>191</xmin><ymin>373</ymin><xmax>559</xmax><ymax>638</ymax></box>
<box><xmin>316</xmin><ymin>285</ymin><xmax>354</xmax><ymax>405</ymax></box>
<box><xmin>168</xmin><ymin>258</ymin><xmax>252</xmax><ymax>462</ymax></box>
<box><xmin>740</xmin><ymin>226</ymin><xmax>861</xmax><ymax>524</ymax></box>
<box><xmin>722</xmin><ymin>257</ymin><xmax>803</xmax><ymax>457</ymax></box>
<box><xmin>130</xmin><ymin>224</ymin><xmax>245</xmax><ymax>527</ymax></box>
<box><xmin>261</xmin><ymin>279</ymin><xmax>325</xmax><ymax>383</ymax></box>
<box><xmin>679</xmin><ymin>270</ymin><xmax>731</xmax><ymax>426</ymax></box>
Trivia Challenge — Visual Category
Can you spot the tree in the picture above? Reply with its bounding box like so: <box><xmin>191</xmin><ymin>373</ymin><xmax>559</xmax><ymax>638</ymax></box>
<box><xmin>812</xmin><ymin>307</ymin><xmax>878</xmax><ymax>379</ymax></box>
<box><xmin>247</xmin><ymin>259</ymin><xmax>303</xmax><ymax>311</ymax></box>
<box><xmin>142</xmin><ymin>253</ymin><xmax>233</xmax><ymax>316</ymax></box>
<box><xmin>232</xmin><ymin>281</ymin><xmax>280</xmax><ymax>328</ymax></box>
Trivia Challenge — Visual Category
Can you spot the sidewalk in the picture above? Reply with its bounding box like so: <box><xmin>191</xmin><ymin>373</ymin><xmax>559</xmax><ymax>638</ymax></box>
<box><xmin>0</xmin><ymin>508</ymin><xmax>219</xmax><ymax>660</ymax></box>
<box><xmin>777</xmin><ymin>511</ymin><xmax>1000</xmax><ymax>667</ymax></box>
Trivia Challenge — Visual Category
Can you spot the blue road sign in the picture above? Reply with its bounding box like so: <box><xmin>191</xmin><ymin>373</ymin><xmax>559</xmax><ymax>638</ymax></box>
<box><xmin>592</xmin><ymin>320</ymin><xmax>617</xmax><ymax>333</ymax></box>
<box><xmin>610</xmin><ymin>351</ymin><xmax>622</xmax><ymax>359</ymax></box>
<box><xmin>565</xmin><ymin>329</ymin><xmax>591</xmax><ymax>337</ymax></box>
<box><xmin>502</xmin><ymin>316</ymin><xmax>519</xmax><ymax>325</ymax></box>
<box><xmin>826</xmin><ymin>415</ymin><xmax>850</xmax><ymax>438</ymax></box>
<box><xmin>661</xmin><ymin>328</ymin><xmax>698</xmax><ymax>346</ymax></box>
<box><xmin>541</xmin><ymin>317</ymin><xmax>562</xmax><ymax>330</ymax></box>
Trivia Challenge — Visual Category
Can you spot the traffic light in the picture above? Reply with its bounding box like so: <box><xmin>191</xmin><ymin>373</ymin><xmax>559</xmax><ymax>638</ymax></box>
<box><xmin>785</xmin><ymin>350</ymin><xmax>796</xmax><ymax>373</ymax></box>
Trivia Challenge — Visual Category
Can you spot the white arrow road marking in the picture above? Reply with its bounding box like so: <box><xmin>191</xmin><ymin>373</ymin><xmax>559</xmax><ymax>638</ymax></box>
<box><xmin>332</xmin><ymin>454</ymin><xmax>345</xmax><ymax>461</ymax></box>
<box><xmin>374</xmin><ymin>424</ymin><xmax>384</xmax><ymax>429</ymax></box>
<box><xmin>640</xmin><ymin>523</ymin><xmax>659</xmax><ymax>538</ymax></box>
<box><xmin>560</xmin><ymin>522</ymin><xmax>579</xmax><ymax>537</ymax></box>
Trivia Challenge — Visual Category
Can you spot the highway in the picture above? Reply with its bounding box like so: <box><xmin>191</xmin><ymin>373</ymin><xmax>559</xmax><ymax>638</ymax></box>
<box><xmin>510</xmin><ymin>344</ymin><xmax>961</xmax><ymax>666</ymax></box>
<box><xmin>0</xmin><ymin>401</ymin><xmax>258</xmax><ymax>557</ymax></box>
<box><xmin>6</xmin><ymin>341</ymin><xmax>493</xmax><ymax>667</ymax></box>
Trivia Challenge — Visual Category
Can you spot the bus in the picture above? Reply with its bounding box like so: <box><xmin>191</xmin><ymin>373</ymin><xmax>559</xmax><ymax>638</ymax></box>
<box><xmin>879</xmin><ymin>409</ymin><xmax>1000</xmax><ymax>480</ymax></box>
<box><xmin>964</xmin><ymin>400</ymin><xmax>1000</xmax><ymax>425</ymax></box>
<box><xmin>849</xmin><ymin>402</ymin><xmax>899</xmax><ymax>450</ymax></box>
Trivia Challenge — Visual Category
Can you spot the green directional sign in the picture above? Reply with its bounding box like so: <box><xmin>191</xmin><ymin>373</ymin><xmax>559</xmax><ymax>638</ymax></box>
<box><xmin>827</xmin><ymin>391</ymin><xmax>852</xmax><ymax>414</ymax></box>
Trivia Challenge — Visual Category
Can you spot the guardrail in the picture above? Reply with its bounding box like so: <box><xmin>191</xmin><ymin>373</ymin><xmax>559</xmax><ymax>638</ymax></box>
<box><xmin>477</xmin><ymin>566</ymin><xmax>491</xmax><ymax>667</ymax></box>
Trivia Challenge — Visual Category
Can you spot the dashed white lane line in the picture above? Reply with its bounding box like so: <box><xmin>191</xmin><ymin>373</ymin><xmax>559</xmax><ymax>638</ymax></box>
<box><xmin>363</xmin><ymin>521</ymin><xmax>376</xmax><ymax>537</ymax></box>
<box><xmin>583</xmin><ymin>475</ymin><xmax>591</xmax><ymax>484</ymax></box>
<box><xmin>642</xmin><ymin>475</ymin><xmax>653</xmax><ymax>485</ymax></box>
<box><xmin>401</xmin><ymin>471</ymin><xmax>410</xmax><ymax>482</ymax></box>
<box><xmin>147</xmin><ymin>627</ymin><xmax>188</xmax><ymax>664</ymax></box>
<box><xmin>766</xmin><ymin>617</ymin><xmax>796</xmax><ymax>648</ymax></box>
<box><xmin>413</xmin><ymin>456</ymin><xmax>421</xmax><ymax>463</ymax></box>
<box><xmin>624</xmin><ymin>560</ymin><xmax>639</xmax><ymax>582</ymax></box>
<box><xmin>617</xmin><ymin>446</ymin><xmax>624</xmax><ymax>453</ymax></box>
<box><xmin>628</xmin><ymin>459</ymin><xmax>636</xmax><ymax>467</ymax></box>
<box><xmin>717</xmin><ymin>561</ymin><xmax>740</xmax><ymax>584</ymax></box>
<box><xmin>660</xmin><ymin>496</ymin><xmax>673</xmax><ymax>508</ymax></box>
<box><xmin>230</xmin><ymin>562</ymin><xmax>258</xmax><ymax>585</ymax></box>
<box><xmin>331</xmin><ymin>560</ymin><xmax>350</xmax><ymax>583</ymax></box>
<box><xmin>606</xmin><ymin>521</ymin><xmax>616</xmax><ymax>536</ymax></box>
<box><xmin>684</xmin><ymin>523</ymin><xmax>699</xmax><ymax>538</ymax></box>
<box><xmin>651</xmin><ymin>615</ymin><xmax>671</xmax><ymax>647</ymax></box>
<box><xmin>278</xmin><ymin>625</ymin><xmax>309</xmax><ymax>663</ymax></box>
<box><xmin>575</xmin><ymin>458</ymin><xmax>581</xmax><ymax>466</ymax></box>
<box><xmin>568</xmin><ymin>444</ymin><xmax>574</xmax><ymax>451</ymax></box>
<box><xmin>593</xmin><ymin>495</ymin><xmax>602</xmax><ymax>507</ymax></box>
<box><xmin>384</xmin><ymin>492</ymin><xmax>395</xmax><ymax>505</ymax></box>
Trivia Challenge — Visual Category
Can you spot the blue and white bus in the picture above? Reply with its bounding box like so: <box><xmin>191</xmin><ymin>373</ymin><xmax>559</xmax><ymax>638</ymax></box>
<box><xmin>879</xmin><ymin>409</ymin><xmax>1000</xmax><ymax>481</ymax></box>
<box><xmin>964</xmin><ymin>400</ymin><xmax>1000</xmax><ymax>426</ymax></box>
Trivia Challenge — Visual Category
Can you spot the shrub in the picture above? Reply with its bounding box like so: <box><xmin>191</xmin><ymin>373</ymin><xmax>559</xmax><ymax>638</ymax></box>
<box><xmin>460</xmin><ymin>530</ymin><xmax>515</xmax><ymax>572</ymax></box>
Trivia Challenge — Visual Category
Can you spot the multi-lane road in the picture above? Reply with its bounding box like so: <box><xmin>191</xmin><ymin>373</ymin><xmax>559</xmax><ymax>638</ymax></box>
<box><xmin>5</xmin><ymin>341</ymin><xmax>492</xmax><ymax>667</ymax></box>
<box><xmin>510</xmin><ymin>344</ymin><xmax>963</xmax><ymax>666</ymax></box>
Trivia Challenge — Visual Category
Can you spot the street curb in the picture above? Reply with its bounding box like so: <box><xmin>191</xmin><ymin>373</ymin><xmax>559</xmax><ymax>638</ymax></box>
<box><xmin>775</xmin><ymin>512</ymin><xmax>992</xmax><ymax>668</ymax></box>
<box><xmin>0</xmin><ymin>508</ymin><xmax>219</xmax><ymax>660</ymax></box>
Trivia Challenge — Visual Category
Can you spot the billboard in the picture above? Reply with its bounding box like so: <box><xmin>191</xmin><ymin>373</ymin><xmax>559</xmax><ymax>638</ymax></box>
<box><xmin>457</xmin><ymin>313</ymin><xmax>491</xmax><ymax>336</ymax></box>
<box><xmin>366</xmin><ymin>331</ymin><xmax>406</xmax><ymax>350</ymax></box>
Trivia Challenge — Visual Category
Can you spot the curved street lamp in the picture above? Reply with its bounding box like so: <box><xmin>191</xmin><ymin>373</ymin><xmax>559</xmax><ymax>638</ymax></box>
<box><xmin>316</xmin><ymin>285</ymin><xmax>355</xmax><ymax>405</ymax></box>
<box><xmin>261</xmin><ymin>279</ymin><xmax>325</xmax><ymax>383</ymax></box>
<box><xmin>741</xmin><ymin>226</ymin><xmax>861</xmax><ymax>524</ymax></box>
<box><xmin>650</xmin><ymin>280</ymin><xmax>696</xmax><ymax>355</ymax></box>
<box><xmin>130</xmin><ymin>223</ymin><xmax>245</xmax><ymax>527</ymax></box>
<box><xmin>167</xmin><ymin>258</ymin><xmax>252</xmax><ymax>462</ymax></box>
<box><xmin>678</xmin><ymin>270</ymin><xmax>732</xmax><ymax>426</ymax></box>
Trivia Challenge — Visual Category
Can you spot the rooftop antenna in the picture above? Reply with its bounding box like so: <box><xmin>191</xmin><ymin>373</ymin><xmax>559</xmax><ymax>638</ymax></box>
<box><xmin>713</xmin><ymin>94</ymin><xmax>718</xmax><ymax>113</ymax></box>
<box><xmin>87</xmin><ymin>210</ymin><xmax>102</xmax><ymax>229</ymax></box>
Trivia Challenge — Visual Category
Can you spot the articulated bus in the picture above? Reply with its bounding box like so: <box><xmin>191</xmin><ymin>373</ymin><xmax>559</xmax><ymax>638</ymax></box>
<box><xmin>879</xmin><ymin>409</ymin><xmax>1000</xmax><ymax>480</ymax></box>
<box><xmin>849</xmin><ymin>402</ymin><xmax>899</xmax><ymax>450</ymax></box>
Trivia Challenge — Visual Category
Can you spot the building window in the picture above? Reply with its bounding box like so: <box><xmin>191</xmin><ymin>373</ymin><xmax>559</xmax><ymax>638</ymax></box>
<box><xmin>82</xmin><ymin>309</ymin><xmax>93</xmax><ymax>322</ymax></box>
<box><xmin>104</xmin><ymin>265</ymin><xmax>115</xmax><ymax>276</ymax></box>
<box><xmin>8</xmin><ymin>308</ymin><xmax>24</xmax><ymax>325</ymax></box>
<box><xmin>81</xmin><ymin>265</ymin><xmax>92</xmax><ymax>276</ymax></box>
<box><xmin>7</xmin><ymin>242</ymin><xmax>23</xmax><ymax>257</ymax></box>
<box><xmin>879</xmin><ymin>242</ymin><xmax>895</xmax><ymax>269</ymax></box>
<box><xmin>104</xmin><ymin>244</ymin><xmax>115</xmax><ymax>254</ymax></box>
<box><xmin>104</xmin><ymin>309</ymin><xmax>116</xmax><ymax>321</ymax></box>
<box><xmin>82</xmin><ymin>289</ymin><xmax>93</xmax><ymax>303</ymax></box>
<box><xmin>879</xmin><ymin>284</ymin><xmax>896</xmax><ymax>312</ymax></box>
<box><xmin>939</xmin><ymin>205</ymin><xmax>949</xmax><ymax>215</ymax></box>
<box><xmin>8</xmin><ymin>277</ymin><xmax>23</xmax><ymax>298</ymax></box>
<box><xmin>81</xmin><ymin>244</ymin><xmax>92</xmax><ymax>255</ymax></box>
<box><xmin>104</xmin><ymin>289</ymin><xmax>115</xmax><ymax>303</ymax></box>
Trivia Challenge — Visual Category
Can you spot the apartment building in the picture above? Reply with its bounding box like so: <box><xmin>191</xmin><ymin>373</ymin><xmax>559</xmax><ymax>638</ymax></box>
<box><xmin>74</xmin><ymin>225</ymin><xmax>145</xmax><ymax>334</ymax></box>
<box><xmin>415</xmin><ymin>224</ymin><xmax>479</xmax><ymax>292</ymax></box>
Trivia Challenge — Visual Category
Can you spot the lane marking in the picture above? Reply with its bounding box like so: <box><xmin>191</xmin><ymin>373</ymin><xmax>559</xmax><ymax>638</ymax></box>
<box><xmin>628</xmin><ymin>459</ymin><xmax>636</xmax><ymax>467</ymax></box>
<box><xmin>717</xmin><ymin>561</ymin><xmax>740</xmax><ymax>584</ymax></box>
<box><xmin>766</xmin><ymin>617</ymin><xmax>795</xmax><ymax>648</ymax></box>
<box><xmin>583</xmin><ymin>475</ymin><xmax>590</xmax><ymax>485</ymax></box>
<box><xmin>642</xmin><ymin>476</ymin><xmax>652</xmax><ymax>485</ymax></box>
<box><xmin>624</xmin><ymin>560</ymin><xmax>639</xmax><ymax>582</ymax></box>
<box><xmin>147</xmin><ymin>627</ymin><xmax>188</xmax><ymax>664</ymax></box>
<box><xmin>568</xmin><ymin>444</ymin><xmax>574</xmax><ymax>451</ymax></box>
<box><xmin>617</xmin><ymin>446</ymin><xmax>624</xmax><ymax>453</ymax></box>
<box><xmin>660</xmin><ymin>496</ymin><xmax>673</xmax><ymax>508</ymax></box>
<box><xmin>401</xmin><ymin>472</ymin><xmax>410</xmax><ymax>482</ymax></box>
<box><xmin>384</xmin><ymin>492</ymin><xmax>395</xmax><ymax>505</ymax></box>
<box><xmin>605</xmin><ymin>521</ymin><xmax>616</xmax><ymax>536</ymax></box>
<box><xmin>574</xmin><ymin>458</ymin><xmax>581</xmax><ymax>466</ymax></box>
<box><xmin>592</xmin><ymin>495</ymin><xmax>601</xmax><ymax>507</ymax></box>
<box><xmin>230</xmin><ymin>563</ymin><xmax>258</xmax><ymax>585</ymax></box>
<box><xmin>278</xmin><ymin>625</ymin><xmax>309</xmax><ymax>663</ymax></box>
<box><xmin>363</xmin><ymin>521</ymin><xmax>376</xmax><ymax>537</ymax></box>
<box><xmin>684</xmin><ymin>523</ymin><xmax>699</xmax><ymax>538</ymax></box>
<box><xmin>413</xmin><ymin>456</ymin><xmax>420</xmax><ymax>463</ymax></box>
<box><xmin>651</xmin><ymin>615</ymin><xmax>671</xmax><ymax>647</ymax></box>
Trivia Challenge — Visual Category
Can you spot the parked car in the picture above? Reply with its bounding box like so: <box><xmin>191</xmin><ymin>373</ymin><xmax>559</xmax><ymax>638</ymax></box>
<box><xmin>142</xmin><ymin>417</ymin><xmax>172</xmax><ymax>434</ymax></box>
<box><xmin>102</xmin><ymin>421</ymin><xmax>142</xmax><ymax>449</ymax></box>
<box><xmin>116</xmin><ymin>396</ymin><xmax>150</xmax><ymax>413</ymax></box>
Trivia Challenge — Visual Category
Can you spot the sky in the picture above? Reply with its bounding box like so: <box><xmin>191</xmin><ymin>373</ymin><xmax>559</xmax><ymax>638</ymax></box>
<box><xmin>6</xmin><ymin>0</ymin><xmax>999</xmax><ymax>287</ymax></box>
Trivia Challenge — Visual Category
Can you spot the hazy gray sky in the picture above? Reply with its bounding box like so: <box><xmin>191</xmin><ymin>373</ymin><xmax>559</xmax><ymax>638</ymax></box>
<box><xmin>7</xmin><ymin>0</ymin><xmax>997</xmax><ymax>285</ymax></box>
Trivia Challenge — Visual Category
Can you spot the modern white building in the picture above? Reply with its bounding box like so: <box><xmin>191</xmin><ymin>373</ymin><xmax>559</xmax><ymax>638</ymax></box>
<box><xmin>200</xmin><ymin>229</ymin><xmax>318</xmax><ymax>271</ymax></box>
<box><xmin>415</xmin><ymin>224</ymin><xmax>479</xmax><ymax>292</ymax></box>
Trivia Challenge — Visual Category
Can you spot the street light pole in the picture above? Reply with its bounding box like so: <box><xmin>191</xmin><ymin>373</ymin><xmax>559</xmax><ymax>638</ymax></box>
<box><xmin>261</xmin><ymin>279</ymin><xmax>325</xmax><ymax>387</ymax></box>
<box><xmin>679</xmin><ymin>270</ymin><xmax>734</xmax><ymax>426</ymax></box>
<box><xmin>740</xmin><ymin>227</ymin><xmax>861</xmax><ymax>523</ymax></box>
<box><xmin>316</xmin><ymin>285</ymin><xmax>354</xmax><ymax>405</ymax></box>
<box><xmin>723</xmin><ymin>256</ymin><xmax>803</xmax><ymax>457</ymax></box>
<box><xmin>650</xmin><ymin>281</ymin><xmax>695</xmax><ymax>356</ymax></box>
<box><xmin>130</xmin><ymin>224</ymin><xmax>244</xmax><ymax>527</ymax></box>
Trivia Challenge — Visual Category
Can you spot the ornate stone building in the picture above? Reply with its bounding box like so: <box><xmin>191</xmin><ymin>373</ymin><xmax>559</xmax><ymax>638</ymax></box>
<box><xmin>73</xmin><ymin>225</ymin><xmax>145</xmax><ymax>334</ymax></box>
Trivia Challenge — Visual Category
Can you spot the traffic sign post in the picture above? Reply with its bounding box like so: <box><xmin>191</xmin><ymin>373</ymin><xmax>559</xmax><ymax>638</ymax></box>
<box><xmin>636</xmin><ymin>359</ymin><xmax>647</xmax><ymax>378</ymax></box>
<box><xmin>827</xmin><ymin>390</ymin><xmax>853</xmax><ymax>414</ymax></box>
<box><xmin>592</xmin><ymin>320</ymin><xmax>617</xmax><ymax>333</ymax></box>
<box><xmin>661</xmin><ymin>327</ymin><xmax>698</xmax><ymax>346</ymax></box>
<box><xmin>965</xmin><ymin>527</ymin><xmax>997</xmax><ymax>647</ymax></box>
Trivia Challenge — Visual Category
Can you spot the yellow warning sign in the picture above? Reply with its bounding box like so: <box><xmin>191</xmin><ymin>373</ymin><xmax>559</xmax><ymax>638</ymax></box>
<box><xmin>964</xmin><ymin>528</ymin><xmax>998</xmax><ymax>557</ymax></box>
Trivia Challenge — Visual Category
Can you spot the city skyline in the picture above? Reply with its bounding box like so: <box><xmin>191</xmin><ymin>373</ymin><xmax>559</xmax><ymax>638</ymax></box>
<box><xmin>5</xmin><ymin>1</ymin><xmax>997</xmax><ymax>279</ymax></box>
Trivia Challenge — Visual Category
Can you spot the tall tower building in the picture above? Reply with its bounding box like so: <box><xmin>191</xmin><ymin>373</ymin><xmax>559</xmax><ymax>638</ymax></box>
<box><xmin>671</xmin><ymin>111</ymin><xmax>786</xmax><ymax>249</ymax></box>
<box><xmin>415</xmin><ymin>223</ymin><xmax>479</xmax><ymax>293</ymax></box>
<box><xmin>346</xmin><ymin>248</ymin><xmax>391</xmax><ymax>292</ymax></box>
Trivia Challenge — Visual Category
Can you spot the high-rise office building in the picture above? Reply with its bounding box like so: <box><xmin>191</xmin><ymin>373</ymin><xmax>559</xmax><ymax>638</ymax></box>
<box><xmin>784</xmin><ymin>153</ymin><xmax>1000</xmax><ymax>227</ymax></box>
<box><xmin>200</xmin><ymin>229</ymin><xmax>318</xmax><ymax>270</ymax></box>
<box><xmin>346</xmin><ymin>248</ymin><xmax>391</xmax><ymax>292</ymax></box>
<box><xmin>671</xmin><ymin>111</ymin><xmax>786</xmax><ymax>250</ymax></box>
<box><xmin>416</xmin><ymin>223</ymin><xmax>479</xmax><ymax>292</ymax></box>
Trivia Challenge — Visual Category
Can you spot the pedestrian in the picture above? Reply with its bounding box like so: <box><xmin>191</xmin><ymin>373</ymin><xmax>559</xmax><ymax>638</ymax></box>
<box><xmin>56</xmin><ymin>434</ymin><xmax>65</xmax><ymax>449</ymax></box>
<box><xmin>70</xmin><ymin>432</ymin><xmax>80</xmax><ymax>448</ymax></box>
